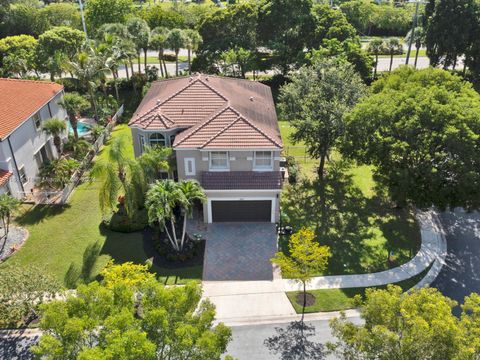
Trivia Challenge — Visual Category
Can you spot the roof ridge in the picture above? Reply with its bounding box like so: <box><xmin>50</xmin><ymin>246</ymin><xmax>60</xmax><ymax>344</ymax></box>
<box><xmin>174</xmin><ymin>106</ymin><xmax>239</xmax><ymax>146</ymax></box>
<box><xmin>0</xmin><ymin>78</ymin><xmax>63</xmax><ymax>87</ymax></box>
<box><xmin>196</xmin><ymin>76</ymin><xmax>229</xmax><ymax>103</ymax></box>
<box><xmin>199</xmin><ymin>115</ymin><xmax>242</xmax><ymax>148</ymax></box>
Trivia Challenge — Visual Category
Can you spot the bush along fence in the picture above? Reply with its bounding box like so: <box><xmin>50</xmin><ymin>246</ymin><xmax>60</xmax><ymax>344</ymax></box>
<box><xmin>58</xmin><ymin>105</ymin><xmax>124</xmax><ymax>204</ymax></box>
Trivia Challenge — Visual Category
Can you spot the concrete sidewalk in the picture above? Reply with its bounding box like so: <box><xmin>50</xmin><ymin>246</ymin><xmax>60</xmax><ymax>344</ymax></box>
<box><xmin>203</xmin><ymin>210</ymin><xmax>447</xmax><ymax>326</ymax></box>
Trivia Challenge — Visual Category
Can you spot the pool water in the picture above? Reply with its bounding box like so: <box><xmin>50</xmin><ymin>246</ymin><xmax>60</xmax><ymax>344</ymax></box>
<box><xmin>68</xmin><ymin>122</ymin><xmax>92</xmax><ymax>137</ymax></box>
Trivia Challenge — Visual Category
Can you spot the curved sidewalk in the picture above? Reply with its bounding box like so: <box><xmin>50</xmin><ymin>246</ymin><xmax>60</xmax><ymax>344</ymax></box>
<box><xmin>283</xmin><ymin>209</ymin><xmax>447</xmax><ymax>292</ymax></box>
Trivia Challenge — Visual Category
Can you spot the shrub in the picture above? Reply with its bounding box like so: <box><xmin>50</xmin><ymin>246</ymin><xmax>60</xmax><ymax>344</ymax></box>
<box><xmin>103</xmin><ymin>208</ymin><xmax>148</xmax><ymax>233</ymax></box>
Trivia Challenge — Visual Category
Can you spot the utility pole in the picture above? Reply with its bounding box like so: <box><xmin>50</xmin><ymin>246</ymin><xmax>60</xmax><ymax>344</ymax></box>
<box><xmin>78</xmin><ymin>0</ymin><xmax>88</xmax><ymax>42</ymax></box>
<box><xmin>405</xmin><ymin>1</ymin><xmax>420</xmax><ymax>65</ymax></box>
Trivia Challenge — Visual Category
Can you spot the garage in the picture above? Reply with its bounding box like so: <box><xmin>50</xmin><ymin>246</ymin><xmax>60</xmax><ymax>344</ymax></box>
<box><xmin>211</xmin><ymin>200</ymin><xmax>272</xmax><ymax>222</ymax></box>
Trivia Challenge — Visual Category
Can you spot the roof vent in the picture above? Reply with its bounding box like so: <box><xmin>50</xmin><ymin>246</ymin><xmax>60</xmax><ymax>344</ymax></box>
<box><xmin>205</xmin><ymin>76</ymin><xmax>209</xmax><ymax>81</ymax></box>
<box><xmin>181</xmin><ymin>108</ymin><xmax>184</xmax><ymax>114</ymax></box>
<box><xmin>156</xmin><ymin>99</ymin><xmax>161</xmax><ymax>104</ymax></box>
<box><xmin>189</xmin><ymin>77</ymin><xmax>193</xmax><ymax>82</ymax></box>
<box><xmin>249</xmin><ymin>96</ymin><xmax>254</xmax><ymax>102</ymax></box>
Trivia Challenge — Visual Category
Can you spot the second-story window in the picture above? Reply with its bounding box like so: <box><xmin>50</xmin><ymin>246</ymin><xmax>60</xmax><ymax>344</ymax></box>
<box><xmin>209</xmin><ymin>151</ymin><xmax>229</xmax><ymax>171</ymax></box>
<box><xmin>33</xmin><ymin>112</ymin><xmax>41</xmax><ymax>130</ymax></box>
<box><xmin>254</xmin><ymin>151</ymin><xmax>273</xmax><ymax>170</ymax></box>
<box><xmin>149</xmin><ymin>133</ymin><xmax>165</xmax><ymax>147</ymax></box>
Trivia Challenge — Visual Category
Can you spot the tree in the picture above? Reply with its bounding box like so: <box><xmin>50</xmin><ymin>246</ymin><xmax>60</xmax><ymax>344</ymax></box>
<box><xmin>271</xmin><ymin>228</ymin><xmax>330</xmax><ymax>320</ymax></box>
<box><xmin>150</xmin><ymin>27</ymin><xmax>170</xmax><ymax>78</ymax></box>
<box><xmin>342</xmin><ymin>67</ymin><xmax>480</xmax><ymax>210</ymax></box>
<box><xmin>258</xmin><ymin>0</ymin><xmax>313</xmax><ymax>74</ymax></box>
<box><xmin>0</xmin><ymin>194</ymin><xmax>19</xmax><ymax>243</ymax></box>
<box><xmin>385</xmin><ymin>37</ymin><xmax>402</xmax><ymax>72</ymax></box>
<box><xmin>339</xmin><ymin>0</ymin><xmax>376</xmax><ymax>35</ymax></box>
<box><xmin>184</xmin><ymin>29</ymin><xmax>202</xmax><ymax>75</ymax></box>
<box><xmin>126</xmin><ymin>17</ymin><xmax>151</xmax><ymax>74</ymax></box>
<box><xmin>0</xmin><ymin>266</ymin><xmax>59</xmax><ymax>328</ymax></box>
<box><xmin>279</xmin><ymin>57</ymin><xmax>367</xmax><ymax>180</ymax></box>
<box><xmin>91</xmin><ymin>135</ymin><xmax>146</xmax><ymax>216</ymax></box>
<box><xmin>37</xmin><ymin>26</ymin><xmax>85</xmax><ymax>64</ymax></box>
<box><xmin>424</xmin><ymin>0</ymin><xmax>477</xmax><ymax>69</ymax></box>
<box><xmin>31</xmin><ymin>262</ymin><xmax>232</xmax><ymax>360</ymax></box>
<box><xmin>85</xmin><ymin>0</ymin><xmax>133</xmax><ymax>32</ymax></box>
<box><xmin>367</xmin><ymin>38</ymin><xmax>384</xmax><ymax>78</ymax></box>
<box><xmin>166</xmin><ymin>28</ymin><xmax>186</xmax><ymax>76</ymax></box>
<box><xmin>137</xmin><ymin>146</ymin><xmax>172</xmax><ymax>183</ymax></box>
<box><xmin>59</xmin><ymin>92</ymin><xmax>90</xmax><ymax>141</ymax></box>
<box><xmin>141</xmin><ymin>3</ymin><xmax>185</xmax><ymax>29</ymax></box>
<box><xmin>146</xmin><ymin>179</ymin><xmax>206</xmax><ymax>252</ymax></box>
<box><xmin>0</xmin><ymin>35</ymin><xmax>37</xmax><ymax>77</ymax></box>
<box><xmin>0</xmin><ymin>4</ymin><xmax>49</xmax><ymax>37</ymax></box>
<box><xmin>42</xmin><ymin>118</ymin><xmax>67</xmax><ymax>155</ymax></box>
<box><xmin>328</xmin><ymin>286</ymin><xmax>462</xmax><ymax>359</ymax></box>
<box><xmin>38</xmin><ymin>158</ymin><xmax>80</xmax><ymax>189</ymax></box>
<box><xmin>405</xmin><ymin>26</ymin><xmax>425</xmax><ymax>69</ymax></box>
<box><xmin>41</xmin><ymin>3</ymin><xmax>82</xmax><ymax>29</ymax></box>
<box><xmin>219</xmin><ymin>47</ymin><xmax>255</xmax><ymax>78</ymax></box>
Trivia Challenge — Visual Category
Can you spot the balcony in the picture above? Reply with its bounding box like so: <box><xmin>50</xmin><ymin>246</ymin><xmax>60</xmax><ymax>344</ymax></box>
<box><xmin>200</xmin><ymin>171</ymin><xmax>283</xmax><ymax>190</ymax></box>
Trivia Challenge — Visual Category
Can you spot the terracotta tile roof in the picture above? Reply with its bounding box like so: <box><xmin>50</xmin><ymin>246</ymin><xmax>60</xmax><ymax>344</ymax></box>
<box><xmin>129</xmin><ymin>75</ymin><xmax>282</xmax><ymax>149</ymax></box>
<box><xmin>201</xmin><ymin>171</ymin><xmax>283</xmax><ymax>190</ymax></box>
<box><xmin>0</xmin><ymin>78</ymin><xmax>63</xmax><ymax>140</ymax></box>
<box><xmin>0</xmin><ymin>169</ymin><xmax>12</xmax><ymax>186</ymax></box>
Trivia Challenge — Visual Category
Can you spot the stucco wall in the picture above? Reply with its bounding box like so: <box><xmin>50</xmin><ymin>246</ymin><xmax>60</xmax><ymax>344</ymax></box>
<box><xmin>0</xmin><ymin>91</ymin><xmax>67</xmax><ymax>198</ymax></box>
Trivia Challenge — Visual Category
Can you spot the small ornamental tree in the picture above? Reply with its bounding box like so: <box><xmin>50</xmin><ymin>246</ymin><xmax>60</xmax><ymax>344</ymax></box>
<box><xmin>0</xmin><ymin>194</ymin><xmax>19</xmax><ymax>242</ymax></box>
<box><xmin>271</xmin><ymin>228</ymin><xmax>331</xmax><ymax>320</ymax></box>
<box><xmin>59</xmin><ymin>92</ymin><xmax>90</xmax><ymax>141</ymax></box>
<box><xmin>42</xmin><ymin>118</ymin><xmax>67</xmax><ymax>155</ymax></box>
<box><xmin>31</xmin><ymin>262</ymin><xmax>232</xmax><ymax>360</ymax></box>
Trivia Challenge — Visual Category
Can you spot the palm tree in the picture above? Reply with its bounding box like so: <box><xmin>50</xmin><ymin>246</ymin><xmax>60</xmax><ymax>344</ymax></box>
<box><xmin>367</xmin><ymin>38</ymin><xmax>385</xmax><ymax>79</ymax></box>
<box><xmin>145</xmin><ymin>179</ymin><xmax>206</xmax><ymax>252</ymax></box>
<box><xmin>65</xmin><ymin>50</ymin><xmax>107</xmax><ymax>121</ymax></box>
<box><xmin>91</xmin><ymin>135</ymin><xmax>146</xmax><ymax>216</ymax></box>
<box><xmin>59</xmin><ymin>92</ymin><xmax>89</xmax><ymax>141</ymax></box>
<box><xmin>405</xmin><ymin>27</ymin><xmax>425</xmax><ymax>69</ymax></box>
<box><xmin>43</xmin><ymin>118</ymin><xmax>67</xmax><ymax>155</ymax></box>
<box><xmin>150</xmin><ymin>27</ymin><xmax>170</xmax><ymax>78</ymax></box>
<box><xmin>167</xmin><ymin>29</ymin><xmax>186</xmax><ymax>76</ymax></box>
<box><xmin>137</xmin><ymin>146</ymin><xmax>172</xmax><ymax>182</ymax></box>
<box><xmin>385</xmin><ymin>38</ymin><xmax>403</xmax><ymax>72</ymax></box>
<box><xmin>184</xmin><ymin>29</ymin><xmax>202</xmax><ymax>75</ymax></box>
<box><xmin>127</xmin><ymin>17</ymin><xmax>150</xmax><ymax>74</ymax></box>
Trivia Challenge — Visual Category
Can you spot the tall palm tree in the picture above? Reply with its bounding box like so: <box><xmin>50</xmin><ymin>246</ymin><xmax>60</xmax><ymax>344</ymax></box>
<box><xmin>91</xmin><ymin>135</ymin><xmax>146</xmax><ymax>216</ymax></box>
<box><xmin>127</xmin><ymin>17</ymin><xmax>150</xmax><ymax>74</ymax></box>
<box><xmin>150</xmin><ymin>27</ymin><xmax>170</xmax><ymax>78</ymax></box>
<box><xmin>405</xmin><ymin>27</ymin><xmax>425</xmax><ymax>69</ymax></box>
<box><xmin>367</xmin><ymin>38</ymin><xmax>385</xmax><ymax>79</ymax></box>
<box><xmin>183</xmin><ymin>29</ymin><xmax>202</xmax><ymax>75</ymax></box>
<box><xmin>385</xmin><ymin>38</ymin><xmax>403</xmax><ymax>72</ymax></box>
<box><xmin>42</xmin><ymin>118</ymin><xmax>67</xmax><ymax>155</ymax></box>
<box><xmin>137</xmin><ymin>146</ymin><xmax>172</xmax><ymax>182</ymax></box>
<box><xmin>59</xmin><ymin>92</ymin><xmax>89</xmax><ymax>141</ymax></box>
<box><xmin>166</xmin><ymin>29</ymin><xmax>186</xmax><ymax>76</ymax></box>
<box><xmin>65</xmin><ymin>50</ymin><xmax>107</xmax><ymax>121</ymax></box>
<box><xmin>145</xmin><ymin>179</ymin><xmax>206</xmax><ymax>252</ymax></box>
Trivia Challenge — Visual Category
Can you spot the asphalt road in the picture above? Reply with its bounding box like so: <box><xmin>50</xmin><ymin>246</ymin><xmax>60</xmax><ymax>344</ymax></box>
<box><xmin>432</xmin><ymin>209</ymin><xmax>480</xmax><ymax>309</ymax></box>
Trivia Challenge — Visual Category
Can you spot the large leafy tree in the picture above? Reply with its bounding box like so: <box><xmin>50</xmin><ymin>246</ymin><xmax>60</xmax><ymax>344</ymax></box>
<box><xmin>258</xmin><ymin>0</ymin><xmax>313</xmax><ymax>74</ymax></box>
<box><xmin>37</xmin><ymin>26</ymin><xmax>85</xmax><ymax>62</ymax></box>
<box><xmin>31</xmin><ymin>262</ymin><xmax>232</xmax><ymax>360</ymax></box>
<box><xmin>85</xmin><ymin>0</ymin><xmax>133</xmax><ymax>32</ymax></box>
<box><xmin>0</xmin><ymin>34</ymin><xmax>37</xmax><ymax>77</ymax></box>
<box><xmin>59</xmin><ymin>92</ymin><xmax>90</xmax><ymax>141</ymax></box>
<box><xmin>271</xmin><ymin>228</ymin><xmax>330</xmax><ymax>320</ymax></box>
<box><xmin>279</xmin><ymin>57</ymin><xmax>367</xmax><ymax>180</ymax></box>
<box><xmin>342</xmin><ymin>67</ymin><xmax>480</xmax><ymax>210</ymax></box>
<box><xmin>424</xmin><ymin>0</ymin><xmax>477</xmax><ymax>69</ymax></box>
<box><xmin>328</xmin><ymin>286</ymin><xmax>480</xmax><ymax>359</ymax></box>
<box><xmin>146</xmin><ymin>179</ymin><xmax>206</xmax><ymax>252</ymax></box>
<box><xmin>339</xmin><ymin>0</ymin><xmax>376</xmax><ymax>35</ymax></box>
<box><xmin>41</xmin><ymin>3</ymin><xmax>82</xmax><ymax>29</ymax></box>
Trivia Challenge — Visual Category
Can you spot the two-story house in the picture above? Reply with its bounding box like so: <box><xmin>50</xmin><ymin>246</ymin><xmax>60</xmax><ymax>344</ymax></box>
<box><xmin>0</xmin><ymin>78</ymin><xmax>67</xmax><ymax>198</ymax></box>
<box><xmin>129</xmin><ymin>74</ymin><xmax>283</xmax><ymax>223</ymax></box>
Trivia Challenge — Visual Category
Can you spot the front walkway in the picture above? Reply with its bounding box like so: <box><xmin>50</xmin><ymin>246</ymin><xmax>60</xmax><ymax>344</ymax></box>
<box><xmin>202</xmin><ymin>223</ymin><xmax>277</xmax><ymax>281</ymax></box>
<box><xmin>203</xmin><ymin>210</ymin><xmax>447</xmax><ymax>325</ymax></box>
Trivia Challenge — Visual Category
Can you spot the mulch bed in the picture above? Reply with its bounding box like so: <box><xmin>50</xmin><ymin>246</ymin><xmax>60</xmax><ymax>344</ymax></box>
<box><xmin>295</xmin><ymin>292</ymin><xmax>316</xmax><ymax>307</ymax></box>
<box><xmin>0</xmin><ymin>226</ymin><xmax>28</xmax><ymax>262</ymax></box>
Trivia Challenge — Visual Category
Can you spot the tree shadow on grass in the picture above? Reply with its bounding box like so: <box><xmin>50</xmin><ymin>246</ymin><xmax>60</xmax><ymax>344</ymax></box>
<box><xmin>64</xmin><ymin>241</ymin><xmax>102</xmax><ymax>288</ymax></box>
<box><xmin>282</xmin><ymin>160</ymin><xmax>420</xmax><ymax>275</ymax></box>
<box><xmin>15</xmin><ymin>204</ymin><xmax>71</xmax><ymax>226</ymax></box>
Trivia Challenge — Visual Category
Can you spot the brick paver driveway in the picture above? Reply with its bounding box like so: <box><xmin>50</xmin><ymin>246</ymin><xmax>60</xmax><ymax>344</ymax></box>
<box><xmin>203</xmin><ymin>223</ymin><xmax>277</xmax><ymax>281</ymax></box>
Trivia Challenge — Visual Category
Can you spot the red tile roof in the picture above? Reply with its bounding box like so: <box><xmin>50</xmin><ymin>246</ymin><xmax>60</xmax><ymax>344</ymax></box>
<box><xmin>0</xmin><ymin>169</ymin><xmax>12</xmax><ymax>186</ymax></box>
<box><xmin>0</xmin><ymin>78</ymin><xmax>63</xmax><ymax>140</ymax></box>
<box><xmin>201</xmin><ymin>171</ymin><xmax>283</xmax><ymax>190</ymax></box>
<box><xmin>129</xmin><ymin>75</ymin><xmax>282</xmax><ymax>149</ymax></box>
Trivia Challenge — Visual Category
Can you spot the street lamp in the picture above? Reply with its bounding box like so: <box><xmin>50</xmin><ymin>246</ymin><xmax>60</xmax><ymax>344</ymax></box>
<box><xmin>405</xmin><ymin>0</ymin><xmax>426</xmax><ymax>65</ymax></box>
<box><xmin>78</xmin><ymin>0</ymin><xmax>88</xmax><ymax>41</ymax></box>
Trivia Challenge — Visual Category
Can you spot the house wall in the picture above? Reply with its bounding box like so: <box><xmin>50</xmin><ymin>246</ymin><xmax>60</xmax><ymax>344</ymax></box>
<box><xmin>175</xmin><ymin>149</ymin><xmax>282</xmax><ymax>181</ymax></box>
<box><xmin>0</xmin><ymin>91</ymin><xmax>67</xmax><ymax>198</ymax></box>
<box><xmin>131</xmin><ymin>127</ymin><xmax>184</xmax><ymax>158</ymax></box>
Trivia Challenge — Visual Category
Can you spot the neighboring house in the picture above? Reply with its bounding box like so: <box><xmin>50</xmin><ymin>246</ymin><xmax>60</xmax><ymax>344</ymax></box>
<box><xmin>129</xmin><ymin>74</ymin><xmax>283</xmax><ymax>223</ymax></box>
<box><xmin>0</xmin><ymin>78</ymin><xmax>67</xmax><ymax>198</ymax></box>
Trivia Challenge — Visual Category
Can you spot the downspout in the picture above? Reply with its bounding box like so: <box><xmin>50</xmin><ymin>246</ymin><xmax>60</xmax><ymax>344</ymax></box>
<box><xmin>7</xmin><ymin>137</ymin><xmax>25</xmax><ymax>193</ymax></box>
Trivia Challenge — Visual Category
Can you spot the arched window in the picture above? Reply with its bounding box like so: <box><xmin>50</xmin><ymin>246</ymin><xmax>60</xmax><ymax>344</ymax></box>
<box><xmin>149</xmin><ymin>133</ymin><xmax>165</xmax><ymax>147</ymax></box>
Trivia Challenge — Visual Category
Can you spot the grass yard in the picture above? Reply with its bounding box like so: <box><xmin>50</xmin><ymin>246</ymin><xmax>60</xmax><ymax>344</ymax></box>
<box><xmin>0</xmin><ymin>125</ymin><xmax>202</xmax><ymax>287</ymax></box>
<box><xmin>279</xmin><ymin>121</ymin><xmax>421</xmax><ymax>276</ymax></box>
<box><xmin>286</xmin><ymin>264</ymin><xmax>432</xmax><ymax>313</ymax></box>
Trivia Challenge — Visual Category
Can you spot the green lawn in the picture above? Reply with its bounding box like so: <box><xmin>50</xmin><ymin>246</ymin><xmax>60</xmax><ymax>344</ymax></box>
<box><xmin>279</xmin><ymin>121</ymin><xmax>421</xmax><ymax>276</ymax></box>
<box><xmin>286</xmin><ymin>264</ymin><xmax>432</xmax><ymax>313</ymax></box>
<box><xmin>1</xmin><ymin>125</ymin><xmax>202</xmax><ymax>287</ymax></box>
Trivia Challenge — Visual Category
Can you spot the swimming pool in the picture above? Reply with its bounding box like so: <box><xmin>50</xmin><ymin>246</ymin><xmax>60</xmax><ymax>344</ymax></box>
<box><xmin>68</xmin><ymin>122</ymin><xmax>92</xmax><ymax>137</ymax></box>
